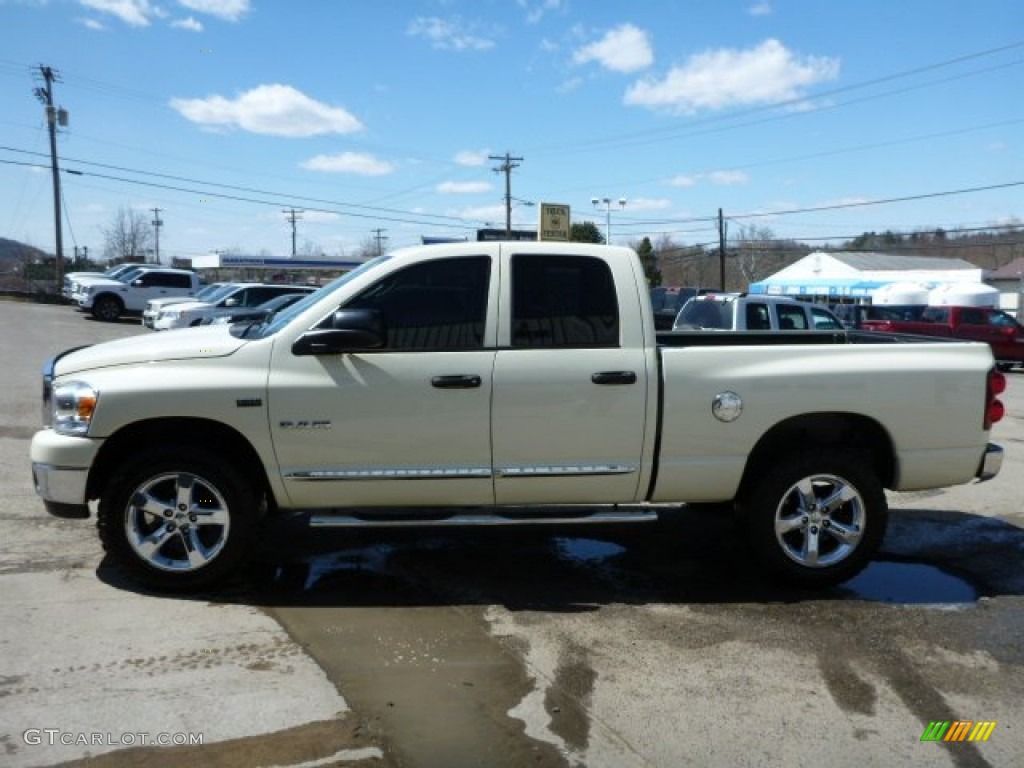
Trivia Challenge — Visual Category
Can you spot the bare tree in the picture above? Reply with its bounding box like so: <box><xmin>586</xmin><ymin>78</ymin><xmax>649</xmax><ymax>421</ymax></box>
<box><xmin>102</xmin><ymin>207</ymin><xmax>154</xmax><ymax>263</ymax></box>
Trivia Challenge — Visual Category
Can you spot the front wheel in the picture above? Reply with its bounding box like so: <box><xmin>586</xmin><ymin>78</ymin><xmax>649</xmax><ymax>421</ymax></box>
<box><xmin>97</xmin><ymin>448</ymin><xmax>261</xmax><ymax>591</ymax></box>
<box><xmin>92</xmin><ymin>295</ymin><xmax>122</xmax><ymax>322</ymax></box>
<box><xmin>739</xmin><ymin>451</ymin><xmax>887</xmax><ymax>588</ymax></box>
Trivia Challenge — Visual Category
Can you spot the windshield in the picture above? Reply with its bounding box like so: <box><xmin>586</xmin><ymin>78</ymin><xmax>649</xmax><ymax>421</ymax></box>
<box><xmin>116</xmin><ymin>267</ymin><xmax>145</xmax><ymax>283</ymax></box>
<box><xmin>193</xmin><ymin>282</ymin><xmax>232</xmax><ymax>301</ymax></box>
<box><xmin>674</xmin><ymin>298</ymin><xmax>732</xmax><ymax>329</ymax></box>
<box><xmin>237</xmin><ymin>256</ymin><xmax>390</xmax><ymax>339</ymax></box>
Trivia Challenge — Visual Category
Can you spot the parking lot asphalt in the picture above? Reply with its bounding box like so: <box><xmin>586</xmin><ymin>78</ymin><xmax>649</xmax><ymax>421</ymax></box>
<box><xmin>1</xmin><ymin>300</ymin><xmax>1022</xmax><ymax>768</ymax></box>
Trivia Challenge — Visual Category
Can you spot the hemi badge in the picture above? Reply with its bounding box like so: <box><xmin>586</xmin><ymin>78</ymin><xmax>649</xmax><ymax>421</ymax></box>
<box><xmin>236</xmin><ymin>398</ymin><xmax>263</xmax><ymax>408</ymax></box>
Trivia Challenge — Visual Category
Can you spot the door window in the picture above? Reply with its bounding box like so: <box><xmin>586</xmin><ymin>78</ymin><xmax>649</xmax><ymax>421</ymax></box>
<box><xmin>344</xmin><ymin>256</ymin><xmax>491</xmax><ymax>351</ymax></box>
<box><xmin>777</xmin><ymin>304</ymin><xmax>808</xmax><ymax>330</ymax></box>
<box><xmin>745</xmin><ymin>303</ymin><xmax>771</xmax><ymax>330</ymax></box>
<box><xmin>511</xmin><ymin>255</ymin><xmax>618</xmax><ymax>347</ymax></box>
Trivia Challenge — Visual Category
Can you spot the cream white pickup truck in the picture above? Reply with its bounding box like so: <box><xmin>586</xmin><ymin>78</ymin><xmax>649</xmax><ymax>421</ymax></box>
<box><xmin>30</xmin><ymin>242</ymin><xmax>1006</xmax><ymax>591</ymax></box>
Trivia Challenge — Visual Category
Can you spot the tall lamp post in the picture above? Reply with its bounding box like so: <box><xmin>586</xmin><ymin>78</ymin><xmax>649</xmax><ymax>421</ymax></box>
<box><xmin>591</xmin><ymin>197</ymin><xmax>626</xmax><ymax>243</ymax></box>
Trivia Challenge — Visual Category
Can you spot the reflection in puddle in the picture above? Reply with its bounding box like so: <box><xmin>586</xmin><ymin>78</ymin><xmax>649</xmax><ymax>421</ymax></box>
<box><xmin>553</xmin><ymin>538</ymin><xmax>627</xmax><ymax>564</ymax></box>
<box><xmin>843</xmin><ymin>561</ymin><xmax>977</xmax><ymax>605</ymax></box>
<box><xmin>270</xmin><ymin>546</ymin><xmax>396</xmax><ymax>591</ymax></box>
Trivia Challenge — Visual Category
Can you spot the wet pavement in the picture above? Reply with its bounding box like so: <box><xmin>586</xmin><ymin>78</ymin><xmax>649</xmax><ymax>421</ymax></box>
<box><xmin>3</xmin><ymin>303</ymin><xmax>1023</xmax><ymax>767</ymax></box>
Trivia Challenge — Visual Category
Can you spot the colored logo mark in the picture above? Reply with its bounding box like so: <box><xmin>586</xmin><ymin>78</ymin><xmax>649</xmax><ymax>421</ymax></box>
<box><xmin>921</xmin><ymin>721</ymin><xmax>996</xmax><ymax>742</ymax></box>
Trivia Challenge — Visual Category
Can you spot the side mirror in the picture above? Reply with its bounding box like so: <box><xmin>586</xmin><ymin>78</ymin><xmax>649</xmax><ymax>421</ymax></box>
<box><xmin>224</xmin><ymin>298</ymin><xmax>239</xmax><ymax>307</ymax></box>
<box><xmin>291</xmin><ymin>308</ymin><xmax>386</xmax><ymax>356</ymax></box>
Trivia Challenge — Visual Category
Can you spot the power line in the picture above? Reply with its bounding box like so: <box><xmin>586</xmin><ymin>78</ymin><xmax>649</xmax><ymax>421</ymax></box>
<box><xmin>0</xmin><ymin>154</ymin><xmax>485</xmax><ymax>232</ymax></box>
<box><xmin>0</xmin><ymin>146</ymin><xmax>484</xmax><ymax>226</ymax></box>
<box><xmin>528</xmin><ymin>40</ymin><xmax>1024</xmax><ymax>157</ymax></box>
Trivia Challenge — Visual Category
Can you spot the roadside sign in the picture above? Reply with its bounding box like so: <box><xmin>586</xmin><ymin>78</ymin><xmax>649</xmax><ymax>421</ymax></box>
<box><xmin>538</xmin><ymin>203</ymin><xmax>570</xmax><ymax>242</ymax></box>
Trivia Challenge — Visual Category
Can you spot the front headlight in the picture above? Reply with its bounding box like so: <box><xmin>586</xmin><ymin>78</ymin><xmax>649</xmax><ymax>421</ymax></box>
<box><xmin>52</xmin><ymin>381</ymin><xmax>99</xmax><ymax>436</ymax></box>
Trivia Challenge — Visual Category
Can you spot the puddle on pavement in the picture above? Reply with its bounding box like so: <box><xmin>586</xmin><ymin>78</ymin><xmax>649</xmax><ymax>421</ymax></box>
<box><xmin>841</xmin><ymin>561</ymin><xmax>978</xmax><ymax>605</ymax></box>
<box><xmin>552</xmin><ymin>537</ymin><xmax>627</xmax><ymax>564</ymax></box>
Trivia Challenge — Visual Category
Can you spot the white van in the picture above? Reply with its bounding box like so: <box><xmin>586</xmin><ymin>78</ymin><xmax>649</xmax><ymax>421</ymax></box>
<box><xmin>673</xmin><ymin>293</ymin><xmax>844</xmax><ymax>331</ymax></box>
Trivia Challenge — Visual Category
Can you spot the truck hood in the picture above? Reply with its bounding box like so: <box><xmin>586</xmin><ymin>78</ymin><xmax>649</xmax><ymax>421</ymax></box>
<box><xmin>55</xmin><ymin>326</ymin><xmax>245</xmax><ymax>376</ymax></box>
<box><xmin>73</xmin><ymin>276</ymin><xmax>124</xmax><ymax>289</ymax></box>
<box><xmin>164</xmin><ymin>300</ymin><xmax>213</xmax><ymax>313</ymax></box>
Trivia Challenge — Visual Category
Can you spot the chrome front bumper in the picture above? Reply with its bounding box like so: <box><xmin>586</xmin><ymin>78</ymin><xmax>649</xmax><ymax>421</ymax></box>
<box><xmin>976</xmin><ymin>442</ymin><xmax>1003</xmax><ymax>483</ymax></box>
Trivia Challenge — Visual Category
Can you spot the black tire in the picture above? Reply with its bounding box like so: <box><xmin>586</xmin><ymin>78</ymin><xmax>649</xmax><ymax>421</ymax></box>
<box><xmin>97</xmin><ymin>447</ymin><xmax>261</xmax><ymax>591</ymax></box>
<box><xmin>739</xmin><ymin>451</ymin><xmax>887</xmax><ymax>588</ymax></box>
<box><xmin>92</xmin><ymin>294</ymin><xmax>123</xmax><ymax>322</ymax></box>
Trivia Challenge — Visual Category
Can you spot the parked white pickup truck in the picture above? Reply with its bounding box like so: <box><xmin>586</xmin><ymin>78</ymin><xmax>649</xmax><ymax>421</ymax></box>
<box><xmin>31</xmin><ymin>242</ymin><xmax>1005</xmax><ymax>591</ymax></box>
<box><xmin>76</xmin><ymin>267</ymin><xmax>201</xmax><ymax>321</ymax></box>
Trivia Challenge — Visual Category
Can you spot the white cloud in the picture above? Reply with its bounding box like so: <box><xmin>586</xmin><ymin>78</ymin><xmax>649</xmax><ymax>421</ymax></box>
<box><xmin>78</xmin><ymin>0</ymin><xmax>154</xmax><ymax>26</ymax></box>
<box><xmin>668</xmin><ymin>171</ymin><xmax>749</xmax><ymax>187</ymax></box>
<box><xmin>709</xmin><ymin>170</ymin><xmax>749</xmax><ymax>186</ymax></box>
<box><xmin>748</xmin><ymin>1</ymin><xmax>772</xmax><ymax>16</ymax></box>
<box><xmin>573</xmin><ymin>24</ymin><xmax>653</xmax><ymax>74</ymax></box>
<box><xmin>407</xmin><ymin>16</ymin><xmax>495</xmax><ymax>51</ymax></box>
<box><xmin>437</xmin><ymin>181</ymin><xmax>492</xmax><ymax>194</ymax></box>
<box><xmin>294</xmin><ymin>210</ymin><xmax>340</xmax><ymax>224</ymax></box>
<box><xmin>301</xmin><ymin>152</ymin><xmax>395</xmax><ymax>176</ymax></box>
<box><xmin>669</xmin><ymin>175</ymin><xmax>697</xmax><ymax>187</ymax></box>
<box><xmin>170</xmin><ymin>84</ymin><xmax>363</xmax><ymax>137</ymax></box>
<box><xmin>518</xmin><ymin>0</ymin><xmax>563</xmax><ymax>24</ymax></box>
<box><xmin>76</xmin><ymin>16</ymin><xmax>105</xmax><ymax>29</ymax></box>
<box><xmin>458</xmin><ymin>204</ymin><xmax>524</xmax><ymax>225</ymax></box>
<box><xmin>177</xmin><ymin>0</ymin><xmax>249</xmax><ymax>21</ymax></box>
<box><xmin>453</xmin><ymin>149</ymin><xmax>490</xmax><ymax>167</ymax></box>
<box><xmin>557</xmin><ymin>76</ymin><xmax>584</xmax><ymax>94</ymax></box>
<box><xmin>625</xmin><ymin>39</ymin><xmax>839</xmax><ymax>113</ymax></box>
<box><xmin>171</xmin><ymin>15</ymin><xmax>202</xmax><ymax>31</ymax></box>
<box><xmin>627</xmin><ymin>197</ymin><xmax>672</xmax><ymax>210</ymax></box>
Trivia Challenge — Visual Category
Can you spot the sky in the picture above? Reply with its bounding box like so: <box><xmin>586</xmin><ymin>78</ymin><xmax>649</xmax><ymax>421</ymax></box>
<box><xmin>2</xmin><ymin>0</ymin><xmax>1024</xmax><ymax>263</ymax></box>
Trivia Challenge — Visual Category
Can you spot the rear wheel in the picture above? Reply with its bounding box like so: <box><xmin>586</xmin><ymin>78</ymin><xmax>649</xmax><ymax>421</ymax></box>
<box><xmin>739</xmin><ymin>451</ymin><xmax>887</xmax><ymax>588</ymax></box>
<box><xmin>97</xmin><ymin>447</ymin><xmax>261</xmax><ymax>591</ymax></box>
<box><xmin>92</xmin><ymin>295</ymin><xmax>123</xmax><ymax>322</ymax></box>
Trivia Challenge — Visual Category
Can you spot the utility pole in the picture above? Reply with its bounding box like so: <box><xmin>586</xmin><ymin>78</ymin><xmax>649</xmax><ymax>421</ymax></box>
<box><xmin>33</xmin><ymin>65</ymin><xmax>67</xmax><ymax>290</ymax></box>
<box><xmin>372</xmin><ymin>228</ymin><xmax>388</xmax><ymax>257</ymax></box>
<box><xmin>283</xmin><ymin>208</ymin><xmax>303</xmax><ymax>257</ymax></box>
<box><xmin>489</xmin><ymin>152</ymin><xmax>523</xmax><ymax>238</ymax></box>
<box><xmin>718</xmin><ymin>208</ymin><xmax>727</xmax><ymax>290</ymax></box>
<box><xmin>151</xmin><ymin>208</ymin><xmax>163</xmax><ymax>264</ymax></box>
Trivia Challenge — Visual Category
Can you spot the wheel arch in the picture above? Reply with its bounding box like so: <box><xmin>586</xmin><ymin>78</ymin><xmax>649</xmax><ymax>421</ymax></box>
<box><xmin>87</xmin><ymin>417</ymin><xmax>275</xmax><ymax>508</ymax></box>
<box><xmin>92</xmin><ymin>291</ymin><xmax>124</xmax><ymax>308</ymax></box>
<box><xmin>737</xmin><ymin>412</ymin><xmax>895</xmax><ymax>497</ymax></box>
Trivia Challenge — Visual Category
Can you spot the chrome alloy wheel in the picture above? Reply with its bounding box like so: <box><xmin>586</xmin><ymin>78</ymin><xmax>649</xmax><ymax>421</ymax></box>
<box><xmin>124</xmin><ymin>472</ymin><xmax>231</xmax><ymax>572</ymax></box>
<box><xmin>772</xmin><ymin>473</ymin><xmax>865</xmax><ymax>568</ymax></box>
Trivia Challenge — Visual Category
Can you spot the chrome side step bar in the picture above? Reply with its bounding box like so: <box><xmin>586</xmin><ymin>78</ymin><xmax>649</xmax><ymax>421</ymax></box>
<box><xmin>309</xmin><ymin>509</ymin><xmax>659</xmax><ymax>528</ymax></box>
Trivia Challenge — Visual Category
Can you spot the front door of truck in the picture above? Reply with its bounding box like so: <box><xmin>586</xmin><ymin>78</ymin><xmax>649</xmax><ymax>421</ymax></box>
<box><xmin>491</xmin><ymin>251</ymin><xmax>649</xmax><ymax>505</ymax></box>
<box><xmin>268</xmin><ymin>254</ymin><xmax>498</xmax><ymax>508</ymax></box>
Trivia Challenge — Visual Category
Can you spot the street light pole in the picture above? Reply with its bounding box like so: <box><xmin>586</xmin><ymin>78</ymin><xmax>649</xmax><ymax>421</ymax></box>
<box><xmin>591</xmin><ymin>197</ymin><xmax>626</xmax><ymax>243</ymax></box>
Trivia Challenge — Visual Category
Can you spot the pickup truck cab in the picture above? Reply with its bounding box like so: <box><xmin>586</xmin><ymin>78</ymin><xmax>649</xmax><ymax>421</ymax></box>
<box><xmin>674</xmin><ymin>293</ymin><xmax>844</xmax><ymax>331</ymax></box>
<box><xmin>63</xmin><ymin>262</ymin><xmax>147</xmax><ymax>299</ymax></box>
<box><xmin>31</xmin><ymin>242</ymin><xmax>1005</xmax><ymax>592</ymax></box>
<box><xmin>77</xmin><ymin>267</ymin><xmax>202</xmax><ymax>321</ymax></box>
<box><xmin>861</xmin><ymin>305</ymin><xmax>1024</xmax><ymax>371</ymax></box>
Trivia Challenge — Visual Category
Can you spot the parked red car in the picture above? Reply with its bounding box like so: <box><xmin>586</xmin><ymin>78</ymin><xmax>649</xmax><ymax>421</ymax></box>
<box><xmin>861</xmin><ymin>305</ymin><xmax>1024</xmax><ymax>370</ymax></box>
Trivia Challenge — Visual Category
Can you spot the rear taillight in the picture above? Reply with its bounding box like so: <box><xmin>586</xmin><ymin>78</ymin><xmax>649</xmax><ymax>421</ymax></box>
<box><xmin>985</xmin><ymin>368</ymin><xmax>1006</xmax><ymax>429</ymax></box>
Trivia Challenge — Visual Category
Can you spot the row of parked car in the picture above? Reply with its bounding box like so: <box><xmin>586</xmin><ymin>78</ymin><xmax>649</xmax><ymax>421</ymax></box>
<box><xmin>651</xmin><ymin>285</ymin><xmax>1023</xmax><ymax>371</ymax></box>
<box><xmin>61</xmin><ymin>263</ymin><xmax>315</xmax><ymax>329</ymax></box>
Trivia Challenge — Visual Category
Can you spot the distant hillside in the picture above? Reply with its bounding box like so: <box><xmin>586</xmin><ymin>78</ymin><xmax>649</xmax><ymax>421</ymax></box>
<box><xmin>0</xmin><ymin>238</ymin><xmax>50</xmax><ymax>272</ymax></box>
